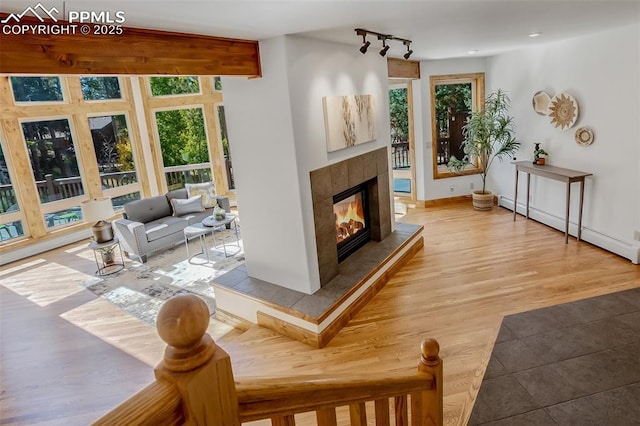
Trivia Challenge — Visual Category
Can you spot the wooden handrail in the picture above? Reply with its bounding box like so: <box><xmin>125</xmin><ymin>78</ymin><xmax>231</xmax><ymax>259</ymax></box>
<box><xmin>236</xmin><ymin>372</ymin><xmax>435</xmax><ymax>422</ymax></box>
<box><xmin>93</xmin><ymin>380</ymin><xmax>183</xmax><ymax>425</ymax></box>
<box><xmin>93</xmin><ymin>295</ymin><xmax>443</xmax><ymax>426</ymax></box>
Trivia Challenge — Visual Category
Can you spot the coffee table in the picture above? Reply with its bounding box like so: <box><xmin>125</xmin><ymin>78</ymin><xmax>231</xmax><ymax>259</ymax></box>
<box><xmin>202</xmin><ymin>214</ymin><xmax>240</xmax><ymax>257</ymax></box>
<box><xmin>183</xmin><ymin>223</ymin><xmax>214</xmax><ymax>263</ymax></box>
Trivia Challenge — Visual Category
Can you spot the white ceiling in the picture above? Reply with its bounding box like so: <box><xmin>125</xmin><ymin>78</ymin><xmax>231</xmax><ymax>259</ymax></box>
<box><xmin>2</xmin><ymin>0</ymin><xmax>639</xmax><ymax>60</ymax></box>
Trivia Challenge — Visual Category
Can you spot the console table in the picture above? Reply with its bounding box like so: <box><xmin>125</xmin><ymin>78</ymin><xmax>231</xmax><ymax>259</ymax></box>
<box><xmin>512</xmin><ymin>161</ymin><xmax>592</xmax><ymax>243</ymax></box>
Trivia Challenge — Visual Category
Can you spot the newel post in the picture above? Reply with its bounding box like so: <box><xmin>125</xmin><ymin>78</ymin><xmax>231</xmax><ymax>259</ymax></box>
<box><xmin>416</xmin><ymin>338</ymin><xmax>443</xmax><ymax>426</ymax></box>
<box><xmin>154</xmin><ymin>295</ymin><xmax>240</xmax><ymax>425</ymax></box>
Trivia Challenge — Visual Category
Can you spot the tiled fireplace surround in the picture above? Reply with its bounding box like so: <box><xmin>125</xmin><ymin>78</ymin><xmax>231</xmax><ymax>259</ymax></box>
<box><xmin>213</xmin><ymin>147</ymin><xmax>423</xmax><ymax>347</ymax></box>
<box><xmin>311</xmin><ymin>146</ymin><xmax>392</xmax><ymax>286</ymax></box>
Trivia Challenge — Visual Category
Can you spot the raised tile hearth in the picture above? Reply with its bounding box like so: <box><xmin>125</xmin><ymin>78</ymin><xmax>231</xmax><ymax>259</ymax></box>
<box><xmin>213</xmin><ymin>222</ymin><xmax>423</xmax><ymax>347</ymax></box>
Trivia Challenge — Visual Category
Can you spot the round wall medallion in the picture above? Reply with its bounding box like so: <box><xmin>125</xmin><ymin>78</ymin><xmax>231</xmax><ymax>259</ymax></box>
<box><xmin>575</xmin><ymin>127</ymin><xmax>594</xmax><ymax>146</ymax></box>
<box><xmin>532</xmin><ymin>91</ymin><xmax>551</xmax><ymax>115</ymax></box>
<box><xmin>549</xmin><ymin>92</ymin><xmax>579</xmax><ymax>130</ymax></box>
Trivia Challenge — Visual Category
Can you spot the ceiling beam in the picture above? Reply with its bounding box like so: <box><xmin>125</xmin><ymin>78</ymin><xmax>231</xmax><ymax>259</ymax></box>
<box><xmin>387</xmin><ymin>58</ymin><xmax>420</xmax><ymax>79</ymax></box>
<box><xmin>0</xmin><ymin>14</ymin><xmax>261</xmax><ymax>76</ymax></box>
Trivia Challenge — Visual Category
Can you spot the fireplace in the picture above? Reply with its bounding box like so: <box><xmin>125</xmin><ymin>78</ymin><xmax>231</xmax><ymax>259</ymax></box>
<box><xmin>334</xmin><ymin>182</ymin><xmax>371</xmax><ymax>262</ymax></box>
<box><xmin>310</xmin><ymin>147</ymin><xmax>392</xmax><ymax>286</ymax></box>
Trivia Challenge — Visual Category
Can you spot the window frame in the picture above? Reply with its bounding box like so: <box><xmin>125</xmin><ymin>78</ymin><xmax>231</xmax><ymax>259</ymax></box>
<box><xmin>430</xmin><ymin>72</ymin><xmax>485</xmax><ymax>180</ymax></box>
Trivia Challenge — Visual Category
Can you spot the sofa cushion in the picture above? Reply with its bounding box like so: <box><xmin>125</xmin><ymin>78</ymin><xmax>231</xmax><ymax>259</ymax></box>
<box><xmin>166</xmin><ymin>188</ymin><xmax>188</xmax><ymax>201</ymax></box>
<box><xmin>144</xmin><ymin>216</ymin><xmax>188</xmax><ymax>242</ymax></box>
<box><xmin>178</xmin><ymin>208</ymin><xmax>214</xmax><ymax>225</ymax></box>
<box><xmin>125</xmin><ymin>195</ymin><xmax>172</xmax><ymax>224</ymax></box>
<box><xmin>170</xmin><ymin>195</ymin><xmax>204</xmax><ymax>216</ymax></box>
<box><xmin>186</xmin><ymin>182</ymin><xmax>217</xmax><ymax>208</ymax></box>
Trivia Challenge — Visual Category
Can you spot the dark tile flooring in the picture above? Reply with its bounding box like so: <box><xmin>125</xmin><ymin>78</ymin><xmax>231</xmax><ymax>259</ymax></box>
<box><xmin>469</xmin><ymin>287</ymin><xmax>640</xmax><ymax>425</ymax></box>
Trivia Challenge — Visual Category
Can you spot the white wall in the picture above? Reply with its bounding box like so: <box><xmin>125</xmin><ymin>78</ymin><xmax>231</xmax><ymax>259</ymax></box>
<box><xmin>486</xmin><ymin>24</ymin><xmax>640</xmax><ymax>260</ymax></box>
<box><xmin>222</xmin><ymin>35</ymin><xmax>391</xmax><ymax>294</ymax></box>
<box><xmin>418</xmin><ymin>58</ymin><xmax>487</xmax><ymax>201</ymax></box>
<box><xmin>222</xmin><ymin>37</ymin><xmax>312</xmax><ymax>292</ymax></box>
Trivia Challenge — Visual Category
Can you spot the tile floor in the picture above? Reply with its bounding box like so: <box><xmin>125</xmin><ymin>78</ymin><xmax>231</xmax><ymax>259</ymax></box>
<box><xmin>469</xmin><ymin>288</ymin><xmax>640</xmax><ymax>425</ymax></box>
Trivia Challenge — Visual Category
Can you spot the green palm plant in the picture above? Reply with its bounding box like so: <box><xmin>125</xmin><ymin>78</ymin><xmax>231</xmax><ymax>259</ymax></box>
<box><xmin>448</xmin><ymin>89</ymin><xmax>520</xmax><ymax>195</ymax></box>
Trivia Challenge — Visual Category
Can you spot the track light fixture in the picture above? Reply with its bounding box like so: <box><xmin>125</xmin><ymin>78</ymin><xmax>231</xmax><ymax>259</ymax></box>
<box><xmin>403</xmin><ymin>40</ymin><xmax>413</xmax><ymax>60</ymax></box>
<box><xmin>358</xmin><ymin>33</ymin><xmax>371</xmax><ymax>54</ymax></box>
<box><xmin>354</xmin><ymin>28</ymin><xmax>413</xmax><ymax>60</ymax></box>
<box><xmin>379</xmin><ymin>37</ymin><xmax>390</xmax><ymax>57</ymax></box>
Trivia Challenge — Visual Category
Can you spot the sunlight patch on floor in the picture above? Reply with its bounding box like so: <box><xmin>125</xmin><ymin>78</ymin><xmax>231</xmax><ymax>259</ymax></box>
<box><xmin>0</xmin><ymin>258</ymin><xmax>47</xmax><ymax>278</ymax></box>
<box><xmin>0</xmin><ymin>261</ymin><xmax>93</xmax><ymax>306</ymax></box>
<box><xmin>61</xmin><ymin>293</ymin><xmax>239</xmax><ymax>367</ymax></box>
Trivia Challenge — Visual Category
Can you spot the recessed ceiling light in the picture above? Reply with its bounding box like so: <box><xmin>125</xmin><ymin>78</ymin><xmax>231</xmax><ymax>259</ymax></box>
<box><xmin>468</xmin><ymin>50</ymin><xmax>478</xmax><ymax>54</ymax></box>
<box><xmin>528</xmin><ymin>32</ymin><xmax>542</xmax><ymax>38</ymax></box>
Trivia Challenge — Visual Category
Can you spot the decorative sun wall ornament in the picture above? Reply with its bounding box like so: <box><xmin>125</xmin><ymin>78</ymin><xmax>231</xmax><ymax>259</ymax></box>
<box><xmin>549</xmin><ymin>92</ymin><xmax>579</xmax><ymax>130</ymax></box>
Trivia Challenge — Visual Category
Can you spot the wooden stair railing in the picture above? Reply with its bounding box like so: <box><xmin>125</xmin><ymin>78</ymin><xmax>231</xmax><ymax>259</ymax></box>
<box><xmin>93</xmin><ymin>295</ymin><xmax>443</xmax><ymax>426</ymax></box>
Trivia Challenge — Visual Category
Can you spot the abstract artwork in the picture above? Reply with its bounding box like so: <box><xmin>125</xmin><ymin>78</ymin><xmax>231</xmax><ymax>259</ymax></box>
<box><xmin>323</xmin><ymin>94</ymin><xmax>376</xmax><ymax>152</ymax></box>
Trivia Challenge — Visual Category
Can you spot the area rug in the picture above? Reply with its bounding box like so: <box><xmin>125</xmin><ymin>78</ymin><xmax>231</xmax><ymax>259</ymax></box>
<box><xmin>82</xmin><ymin>226</ymin><xmax>245</xmax><ymax>327</ymax></box>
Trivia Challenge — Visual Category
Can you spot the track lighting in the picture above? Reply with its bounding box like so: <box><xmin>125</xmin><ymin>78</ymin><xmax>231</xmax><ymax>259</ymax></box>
<box><xmin>358</xmin><ymin>32</ymin><xmax>370</xmax><ymax>54</ymax></box>
<box><xmin>379</xmin><ymin>38</ymin><xmax>390</xmax><ymax>57</ymax></box>
<box><xmin>403</xmin><ymin>40</ymin><xmax>413</xmax><ymax>59</ymax></box>
<box><xmin>354</xmin><ymin>28</ymin><xmax>413</xmax><ymax>60</ymax></box>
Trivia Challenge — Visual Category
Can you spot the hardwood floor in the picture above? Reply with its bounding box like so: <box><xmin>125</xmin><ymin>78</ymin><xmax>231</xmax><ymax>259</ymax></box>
<box><xmin>1</xmin><ymin>202</ymin><xmax>638</xmax><ymax>425</ymax></box>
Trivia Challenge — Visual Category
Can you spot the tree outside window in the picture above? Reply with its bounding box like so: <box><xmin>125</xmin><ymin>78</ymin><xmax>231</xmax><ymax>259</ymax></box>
<box><xmin>81</xmin><ymin>77</ymin><xmax>122</xmax><ymax>100</ymax></box>
<box><xmin>21</xmin><ymin>119</ymin><xmax>84</xmax><ymax>203</ymax></box>
<box><xmin>10</xmin><ymin>77</ymin><xmax>63</xmax><ymax>102</ymax></box>
<box><xmin>149</xmin><ymin>76</ymin><xmax>200</xmax><ymax>96</ymax></box>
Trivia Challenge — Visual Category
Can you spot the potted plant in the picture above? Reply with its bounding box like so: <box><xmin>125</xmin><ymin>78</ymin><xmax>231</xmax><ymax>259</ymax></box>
<box><xmin>447</xmin><ymin>89</ymin><xmax>520</xmax><ymax>210</ymax></box>
<box><xmin>533</xmin><ymin>143</ymin><xmax>548</xmax><ymax>165</ymax></box>
<box><xmin>99</xmin><ymin>246</ymin><xmax>115</xmax><ymax>265</ymax></box>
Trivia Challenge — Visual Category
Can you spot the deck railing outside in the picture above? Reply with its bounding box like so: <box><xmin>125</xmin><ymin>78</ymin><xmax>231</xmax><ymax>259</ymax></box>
<box><xmin>164</xmin><ymin>163</ymin><xmax>212</xmax><ymax>191</ymax></box>
<box><xmin>392</xmin><ymin>141</ymin><xmax>411</xmax><ymax>170</ymax></box>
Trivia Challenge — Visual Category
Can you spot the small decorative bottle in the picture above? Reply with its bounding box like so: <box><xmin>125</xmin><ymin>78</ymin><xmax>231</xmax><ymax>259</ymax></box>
<box><xmin>533</xmin><ymin>143</ymin><xmax>541</xmax><ymax>165</ymax></box>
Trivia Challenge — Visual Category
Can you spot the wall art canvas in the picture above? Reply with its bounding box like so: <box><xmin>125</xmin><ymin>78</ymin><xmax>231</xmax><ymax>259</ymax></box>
<box><xmin>322</xmin><ymin>94</ymin><xmax>376</xmax><ymax>152</ymax></box>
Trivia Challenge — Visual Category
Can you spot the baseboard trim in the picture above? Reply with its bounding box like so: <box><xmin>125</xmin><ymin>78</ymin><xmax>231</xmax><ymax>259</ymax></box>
<box><xmin>500</xmin><ymin>196</ymin><xmax>640</xmax><ymax>264</ymax></box>
<box><xmin>418</xmin><ymin>194</ymin><xmax>498</xmax><ymax>208</ymax></box>
<box><xmin>0</xmin><ymin>228</ymin><xmax>92</xmax><ymax>266</ymax></box>
<box><xmin>215</xmin><ymin>309</ymin><xmax>254</xmax><ymax>331</ymax></box>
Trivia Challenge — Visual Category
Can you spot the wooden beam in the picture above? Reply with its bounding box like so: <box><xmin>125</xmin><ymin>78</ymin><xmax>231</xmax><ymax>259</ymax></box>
<box><xmin>387</xmin><ymin>58</ymin><xmax>420</xmax><ymax>79</ymax></box>
<box><xmin>0</xmin><ymin>14</ymin><xmax>261</xmax><ymax>76</ymax></box>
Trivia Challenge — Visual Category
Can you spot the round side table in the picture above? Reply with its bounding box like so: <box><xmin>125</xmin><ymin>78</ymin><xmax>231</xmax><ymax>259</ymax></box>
<box><xmin>202</xmin><ymin>214</ymin><xmax>240</xmax><ymax>257</ymax></box>
<box><xmin>89</xmin><ymin>237</ymin><xmax>125</xmax><ymax>276</ymax></box>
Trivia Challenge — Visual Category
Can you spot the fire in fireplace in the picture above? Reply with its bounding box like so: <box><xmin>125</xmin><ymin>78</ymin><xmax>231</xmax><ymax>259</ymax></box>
<box><xmin>334</xmin><ymin>182</ymin><xmax>371</xmax><ymax>262</ymax></box>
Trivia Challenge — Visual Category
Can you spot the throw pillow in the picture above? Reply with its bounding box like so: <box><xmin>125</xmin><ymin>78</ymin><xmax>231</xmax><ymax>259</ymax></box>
<box><xmin>171</xmin><ymin>195</ymin><xmax>204</xmax><ymax>216</ymax></box>
<box><xmin>186</xmin><ymin>182</ymin><xmax>217</xmax><ymax>208</ymax></box>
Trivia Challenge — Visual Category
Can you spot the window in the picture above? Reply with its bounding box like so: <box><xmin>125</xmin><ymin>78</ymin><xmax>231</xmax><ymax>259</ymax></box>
<box><xmin>0</xmin><ymin>142</ymin><xmax>24</xmax><ymax>241</ymax></box>
<box><xmin>89</xmin><ymin>114</ymin><xmax>138</xmax><ymax>186</ymax></box>
<box><xmin>213</xmin><ymin>76</ymin><xmax>222</xmax><ymax>91</ymax></box>
<box><xmin>88</xmin><ymin>114</ymin><xmax>141</xmax><ymax>210</ymax></box>
<box><xmin>155</xmin><ymin>107</ymin><xmax>211</xmax><ymax>190</ymax></box>
<box><xmin>111</xmin><ymin>191</ymin><xmax>141</xmax><ymax>210</ymax></box>
<box><xmin>45</xmin><ymin>207</ymin><xmax>82</xmax><ymax>229</ymax></box>
<box><xmin>149</xmin><ymin>76</ymin><xmax>200</xmax><ymax>96</ymax></box>
<box><xmin>10</xmin><ymin>77</ymin><xmax>64</xmax><ymax>102</ymax></box>
<box><xmin>0</xmin><ymin>143</ymin><xmax>18</xmax><ymax>215</ymax></box>
<box><xmin>216</xmin><ymin>105</ymin><xmax>234</xmax><ymax>190</ymax></box>
<box><xmin>80</xmin><ymin>77</ymin><xmax>122</xmax><ymax>100</ymax></box>
<box><xmin>430</xmin><ymin>73</ymin><xmax>485</xmax><ymax>179</ymax></box>
<box><xmin>21</xmin><ymin>119</ymin><xmax>84</xmax><ymax>203</ymax></box>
